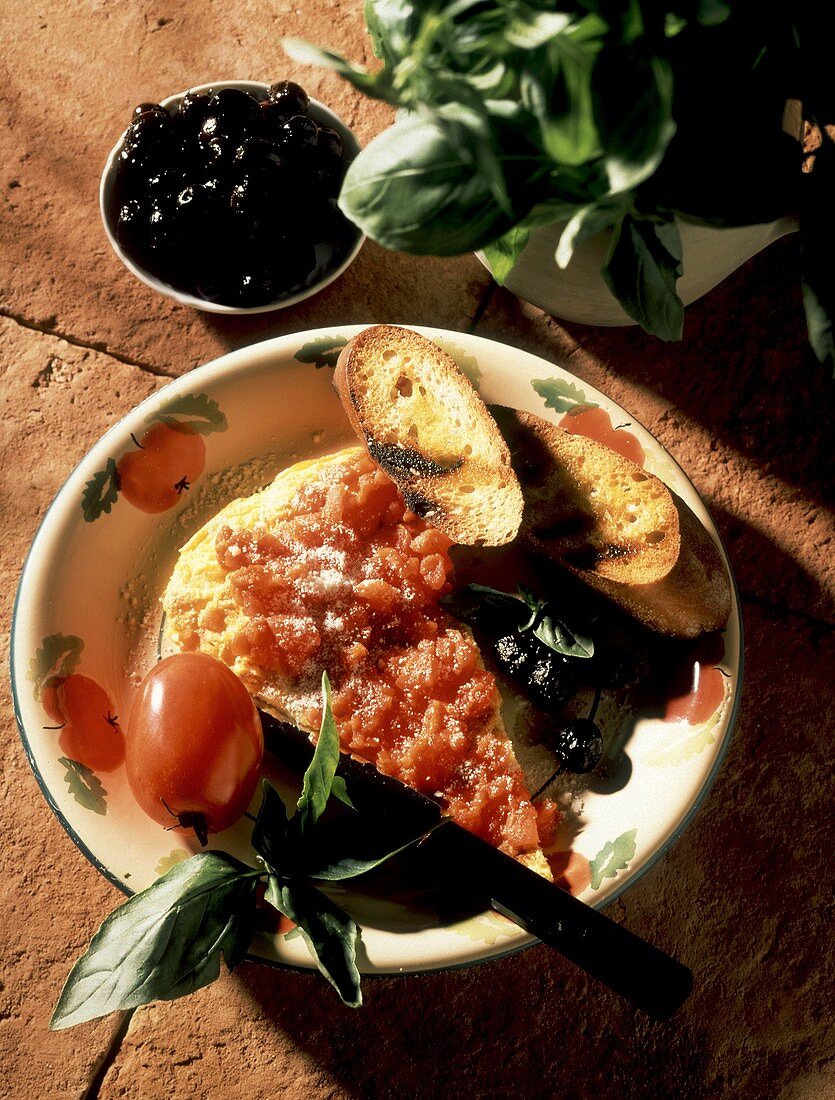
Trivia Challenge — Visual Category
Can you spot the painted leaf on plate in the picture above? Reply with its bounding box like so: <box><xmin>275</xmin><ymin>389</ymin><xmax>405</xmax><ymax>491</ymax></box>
<box><xmin>59</xmin><ymin>756</ymin><xmax>107</xmax><ymax>815</ymax></box>
<box><xmin>589</xmin><ymin>828</ymin><xmax>637</xmax><ymax>890</ymax></box>
<box><xmin>436</xmin><ymin>340</ymin><xmax>482</xmax><ymax>388</ymax></box>
<box><xmin>29</xmin><ymin>634</ymin><xmax>84</xmax><ymax>699</ymax></box>
<box><xmin>150</xmin><ymin>393</ymin><xmax>228</xmax><ymax>436</ymax></box>
<box><xmin>155</xmin><ymin>849</ymin><xmax>189</xmax><ymax>878</ymax></box>
<box><xmin>295</xmin><ymin>336</ymin><xmax>349</xmax><ymax>368</ymax></box>
<box><xmin>81</xmin><ymin>460</ymin><xmax>119</xmax><ymax>523</ymax></box>
<box><xmin>645</xmin><ymin>710</ymin><xmax>723</xmax><ymax>768</ymax></box>
<box><xmin>532</xmin><ymin>377</ymin><xmax>596</xmax><ymax>414</ymax></box>
<box><xmin>451</xmin><ymin>911</ymin><xmax>517</xmax><ymax>946</ymax></box>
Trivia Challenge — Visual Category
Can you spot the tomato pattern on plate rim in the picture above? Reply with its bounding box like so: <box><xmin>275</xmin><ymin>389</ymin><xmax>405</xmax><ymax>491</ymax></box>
<box><xmin>81</xmin><ymin>392</ymin><xmax>228</xmax><ymax>521</ymax></box>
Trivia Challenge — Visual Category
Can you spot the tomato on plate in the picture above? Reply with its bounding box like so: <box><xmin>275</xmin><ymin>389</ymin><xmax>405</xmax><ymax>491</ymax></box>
<box><xmin>126</xmin><ymin>652</ymin><xmax>263</xmax><ymax>844</ymax></box>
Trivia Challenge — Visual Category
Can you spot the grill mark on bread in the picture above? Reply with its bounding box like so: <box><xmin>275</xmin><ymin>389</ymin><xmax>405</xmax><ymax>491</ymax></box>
<box><xmin>367</xmin><ymin>438</ymin><xmax>461</xmax><ymax>479</ymax></box>
<box><xmin>402</xmin><ymin>487</ymin><xmax>441</xmax><ymax>519</ymax></box>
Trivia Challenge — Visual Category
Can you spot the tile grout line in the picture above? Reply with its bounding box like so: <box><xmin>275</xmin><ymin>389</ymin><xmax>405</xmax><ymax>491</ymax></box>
<box><xmin>0</xmin><ymin>307</ymin><xmax>177</xmax><ymax>378</ymax></box>
<box><xmin>80</xmin><ymin>1010</ymin><xmax>135</xmax><ymax>1100</ymax></box>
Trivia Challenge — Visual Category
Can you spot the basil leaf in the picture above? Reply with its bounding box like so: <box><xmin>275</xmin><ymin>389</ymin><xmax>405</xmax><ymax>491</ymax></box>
<box><xmin>520</xmin><ymin>15</ymin><xmax>606</xmax><ymax>168</ymax></box>
<box><xmin>482</xmin><ymin>225</ymin><xmax>531</xmax><ymax>284</ymax></box>
<box><xmin>592</xmin><ymin>45</ymin><xmax>675</xmax><ymax>194</ymax></box>
<box><xmin>695</xmin><ymin>0</ymin><xmax>732</xmax><ymax>27</ymax></box>
<box><xmin>295</xmin><ymin>672</ymin><xmax>341</xmax><ymax>836</ymax></box>
<box><xmin>330</xmin><ymin>775</ymin><xmax>356</xmax><ymax>810</ymax></box>
<box><xmin>251</xmin><ymin>780</ymin><xmax>291</xmax><ymax>871</ymax></box>
<box><xmin>266</xmin><ymin>877</ymin><xmax>361</xmax><ymax>1007</ymax></box>
<box><xmin>802</xmin><ymin>278</ymin><xmax>834</xmax><ymax>376</ymax></box>
<box><xmin>603</xmin><ymin>212</ymin><xmax>684</xmax><ymax>340</ymax></box>
<box><xmin>506</xmin><ymin>7</ymin><xmax>572</xmax><ymax>49</ymax></box>
<box><xmin>486</xmin><ymin>196</ymin><xmax>595</xmax><ymax>279</ymax></box>
<box><xmin>555</xmin><ymin>199</ymin><xmax>627</xmax><ymax>269</ymax></box>
<box><xmin>282</xmin><ymin>37</ymin><xmax>395</xmax><ymax>104</ymax></box>
<box><xmin>339</xmin><ymin>106</ymin><xmax>546</xmax><ymax>255</ymax></box>
<box><xmin>441</xmin><ymin>582</ymin><xmax>522</xmax><ymax>628</ymax></box>
<box><xmin>444</xmin><ymin>583</ymin><xmax>594</xmax><ymax>659</ymax></box>
<box><xmin>517</xmin><ymin>586</ymin><xmax>595</xmax><ymax>660</ymax></box>
<box><xmin>430</xmin><ymin>96</ymin><xmax>513</xmax><ymax>215</ymax></box>
<box><xmin>302</xmin><ymin>817</ymin><xmax>434</xmax><ymax>881</ymax></box>
<box><xmin>364</xmin><ymin>0</ymin><xmax>419</xmax><ymax>65</ymax></box>
<box><xmin>50</xmin><ymin>852</ymin><xmax>259</xmax><ymax>1030</ymax></box>
<box><xmin>466</xmin><ymin>57</ymin><xmax>515</xmax><ymax>97</ymax></box>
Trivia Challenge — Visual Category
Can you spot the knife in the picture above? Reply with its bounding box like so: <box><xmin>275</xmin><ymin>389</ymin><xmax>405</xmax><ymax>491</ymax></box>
<box><xmin>261</xmin><ymin>712</ymin><xmax>693</xmax><ymax>1021</ymax></box>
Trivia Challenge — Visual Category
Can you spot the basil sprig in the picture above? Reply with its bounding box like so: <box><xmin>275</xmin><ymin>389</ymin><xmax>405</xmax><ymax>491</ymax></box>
<box><xmin>50</xmin><ymin>673</ymin><xmax>429</xmax><ymax>1028</ymax></box>
<box><xmin>444</xmin><ymin>583</ymin><xmax>594</xmax><ymax>660</ymax></box>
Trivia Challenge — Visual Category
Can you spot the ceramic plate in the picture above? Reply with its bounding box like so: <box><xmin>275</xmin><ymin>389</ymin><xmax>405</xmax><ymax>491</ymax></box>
<box><xmin>11</xmin><ymin>326</ymin><xmax>742</xmax><ymax>975</ymax></box>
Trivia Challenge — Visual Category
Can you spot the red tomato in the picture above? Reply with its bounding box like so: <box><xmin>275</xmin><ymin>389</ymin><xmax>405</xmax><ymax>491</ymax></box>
<box><xmin>126</xmin><ymin>653</ymin><xmax>263</xmax><ymax>843</ymax></box>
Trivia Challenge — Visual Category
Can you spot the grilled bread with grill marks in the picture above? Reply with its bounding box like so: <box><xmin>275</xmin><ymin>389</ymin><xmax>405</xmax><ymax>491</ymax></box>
<box><xmin>493</xmin><ymin>406</ymin><xmax>731</xmax><ymax>637</ymax></box>
<box><xmin>334</xmin><ymin>325</ymin><xmax>523</xmax><ymax>547</ymax></box>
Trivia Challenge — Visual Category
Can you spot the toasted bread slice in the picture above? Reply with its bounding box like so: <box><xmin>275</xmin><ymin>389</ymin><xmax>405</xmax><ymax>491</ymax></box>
<box><xmin>493</xmin><ymin>407</ymin><xmax>731</xmax><ymax>638</ymax></box>
<box><xmin>163</xmin><ymin>446</ymin><xmax>552</xmax><ymax>879</ymax></box>
<box><xmin>334</xmin><ymin>325</ymin><xmax>523</xmax><ymax>547</ymax></box>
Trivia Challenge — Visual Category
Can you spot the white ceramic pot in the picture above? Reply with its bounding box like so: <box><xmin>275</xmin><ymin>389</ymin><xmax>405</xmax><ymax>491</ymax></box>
<box><xmin>478</xmin><ymin>213</ymin><xmax>798</xmax><ymax>326</ymax></box>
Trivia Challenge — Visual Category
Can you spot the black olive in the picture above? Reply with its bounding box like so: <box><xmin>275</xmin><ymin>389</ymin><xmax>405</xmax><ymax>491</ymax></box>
<box><xmin>526</xmin><ymin>650</ymin><xmax>579</xmax><ymax>713</ymax></box>
<box><xmin>206</xmin><ymin>88</ymin><xmax>264</xmax><ymax>141</ymax></box>
<box><xmin>261</xmin><ymin>100</ymin><xmax>294</xmax><ymax>138</ymax></box>
<box><xmin>144</xmin><ymin>166</ymin><xmax>180</xmax><ymax>194</ymax></box>
<box><xmin>267</xmin><ymin>80</ymin><xmax>310</xmax><ymax>118</ymax></box>
<box><xmin>493</xmin><ymin>633</ymin><xmax>532</xmax><ymax>680</ymax></box>
<box><xmin>132</xmin><ymin>102</ymin><xmax>168</xmax><ymax>119</ymax></box>
<box><xmin>124</xmin><ymin>110</ymin><xmax>174</xmax><ymax>152</ymax></box>
<box><xmin>233</xmin><ymin>137</ymin><xmax>280</xmax><ymax>174</ymax></box>
<box><xmin>178</xmin><ymin>90</ymin><xmax>213</xmax><ymax>128</ymax></box>
<box><xmin>316</xmin><ymin>125</ymin><xmax>344</xmax><ymax>165</ymax></box>
<box><xmin>110</xmin><ymin>81</ymin><xmax>354</xmax><ymax>305</ymax></box>
<box><xmin>279</xmin><ymin>114</ymin><xmax>319</xmax><ymax>149</ymax></box>
<box><xmin>171</xmin><ymin>182</ymin><xmax>224</xmax><ymax>246</ymax></box>
<box><xmin>321</xmin><ymin>196</ymin><xmax>357</xmax><ymax>250</ymax></box>
<box><xmin>552</xmin><ymin>718</ymin><xmax>604</xmax><ymax>774</ymax></box>
<box><xmin>489</xmin><ymin>628</ymin><xmax>579</xmax><ymax>714</ymax></box>
<box><xmin>198</xmin><ymin>114</ymin><xmax>222</xmax><ymax>144</ymax></box>
<box><xmin>115</xmin><ymin>198</ymin><xmax>152</xmax><ymax>261</ymax></box>
<box><xmin>112</xmin><ymin>147</ymin><xmax>150</xmax><ymax>204</ymax></box>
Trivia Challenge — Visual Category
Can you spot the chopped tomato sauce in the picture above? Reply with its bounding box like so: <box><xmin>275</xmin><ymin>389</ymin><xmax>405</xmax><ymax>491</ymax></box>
<box><xmin>215</xmin><ymin>451</ymin><xmax>556</xmax><ymax>857</ymax></box>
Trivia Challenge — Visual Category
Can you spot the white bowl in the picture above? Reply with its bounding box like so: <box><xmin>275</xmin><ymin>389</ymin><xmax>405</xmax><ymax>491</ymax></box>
<box><xmin>100</xmin><ymin>80</ymin><xmax>365</xmax><ymax>314</ymax></box>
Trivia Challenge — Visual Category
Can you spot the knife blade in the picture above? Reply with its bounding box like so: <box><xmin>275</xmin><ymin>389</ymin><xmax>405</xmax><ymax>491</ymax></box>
<box><xmin>261</xmin><ymin>711</ymin><xmax>692</xmax><ymax>1020</ymax></box>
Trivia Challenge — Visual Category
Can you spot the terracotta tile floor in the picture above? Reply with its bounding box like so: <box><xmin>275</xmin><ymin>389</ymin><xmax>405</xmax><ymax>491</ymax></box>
<box><xmin>2</xmin><ymin>3</ymin><xmax>833</xmax><ymax>1097</ymax></box>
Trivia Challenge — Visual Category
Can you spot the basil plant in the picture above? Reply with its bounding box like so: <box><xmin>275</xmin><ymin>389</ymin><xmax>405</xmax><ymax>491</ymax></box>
<box><xmin>287</xmin><ymin>0</ymin><xmax>831</xmax><ymax>367</ymax></box>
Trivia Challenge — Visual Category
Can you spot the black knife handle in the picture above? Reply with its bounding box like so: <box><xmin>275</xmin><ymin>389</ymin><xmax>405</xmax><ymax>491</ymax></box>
<box><xmin>436</xmin><ymin>822</ymin><xmax>692</xmax><ymax>1020</ymax></box>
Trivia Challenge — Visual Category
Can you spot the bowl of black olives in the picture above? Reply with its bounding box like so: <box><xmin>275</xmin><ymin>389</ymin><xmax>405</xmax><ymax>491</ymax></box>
<box><xmin>100</xmin><ymin>80</ymin><xmax>364</xmax><ymax>312</ymax></box>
